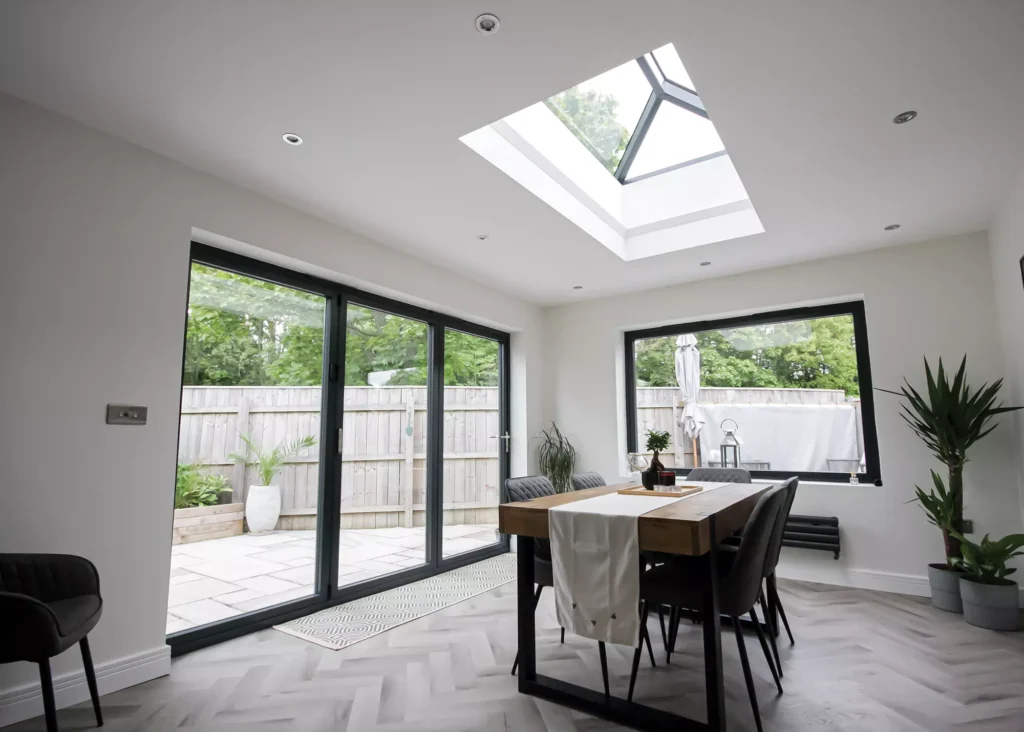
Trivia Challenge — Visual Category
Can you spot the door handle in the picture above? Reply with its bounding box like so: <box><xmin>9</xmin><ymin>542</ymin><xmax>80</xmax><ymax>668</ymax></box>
<box><xmin>490</xmin><ymin>432</ymin><xmax>511</xmax><ymax>454</ymax></box>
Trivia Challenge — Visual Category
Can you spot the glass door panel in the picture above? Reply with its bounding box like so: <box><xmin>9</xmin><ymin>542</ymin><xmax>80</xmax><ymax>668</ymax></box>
<box><xmin>338</xmin><ymin>304</ymin><xmax>430</xmax><ymax>587</ymax></box>
<box><xmin>169</xmin><ymin>263</ymin><xmax>326</xmax><ymax>636</ymax></box>
<box><xmin>441</xmin><ymin>329</ymin><xmax>504</xmax><ymax>558</ymax></box>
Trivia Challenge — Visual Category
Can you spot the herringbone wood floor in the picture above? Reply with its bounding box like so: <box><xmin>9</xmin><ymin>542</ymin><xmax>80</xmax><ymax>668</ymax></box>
<box><xmin>9</xmin><ymin>578</ymin><xmax>1024</xmax><ymax>732</ymax></box>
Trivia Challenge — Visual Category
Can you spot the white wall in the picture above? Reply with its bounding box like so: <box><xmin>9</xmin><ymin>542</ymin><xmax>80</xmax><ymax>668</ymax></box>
<box><xmin>989</xmin><ymin>165</ymin><xmax>1024</xmax><ymax>535</ymax></box>
<box><xmin>0</xmin><ymin>92</ymin><xmax>545</xmax><ymax>722</ymax></box>
<box><xmin>544</xmin><ymin>233</ymin><xmax>1024</xmax><ymax>595</ymax></box>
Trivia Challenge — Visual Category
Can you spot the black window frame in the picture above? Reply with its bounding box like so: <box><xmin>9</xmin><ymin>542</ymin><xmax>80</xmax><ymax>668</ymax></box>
<box><xmin>624</xmin><ymin>301</ymin><xmax>882</xmax><ymax>485</ymax></box>
<box><xmin>169</xmin><ymin>242</ymin><xmax>512</xmax><ymax>656</ymax></box>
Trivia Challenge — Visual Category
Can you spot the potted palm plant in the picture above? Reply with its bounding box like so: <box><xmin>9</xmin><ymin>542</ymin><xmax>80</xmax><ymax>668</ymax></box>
<box><xmin>230</xmin><ymin>433</ymin><xmax>317</xmax><ymax>533</ymax></box>
<box><xmin>885</xmin><ymin>356</ymin><xmax>1020</xmax><ymax>611</ymax></box>
<box><xmin>950</xmin><ymin>531</ymin><xmax>1024</xmax><ymax>630</ymax></box>
<box><xmin>537</xmin><ymin>423</ymin><xmax>577</xmax><ymax>493</ymax></box>
<box><xmin>910</xmin><ymin>470</ymin><xmax>960</xmax><ymax>611</ymax></box>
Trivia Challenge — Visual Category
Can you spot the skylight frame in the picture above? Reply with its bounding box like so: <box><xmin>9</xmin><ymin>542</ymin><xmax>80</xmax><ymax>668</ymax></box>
<box><xmin>606</xmin><ymin>51</ymin><xmax>715</xmax><ymax>184</ymax></box>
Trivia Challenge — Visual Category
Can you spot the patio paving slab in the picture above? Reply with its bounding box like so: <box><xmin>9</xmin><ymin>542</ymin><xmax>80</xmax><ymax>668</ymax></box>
<box><xmin>167</xmin><ymin>524</ymin><xmax>497</xmax><ymax>635</ymax></box>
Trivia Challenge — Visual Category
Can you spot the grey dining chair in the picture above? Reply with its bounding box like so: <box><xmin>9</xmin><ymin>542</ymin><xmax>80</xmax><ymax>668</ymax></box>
<box><xmin>628</xmin><ymin>485</ymin><xmax>788</xmax><ymax>732</ymax></box>
<box><xmin>686</xmin><ymin>466</ymin><xmax>752</xmax><ymax>484</ymax></box>
<box><xmin>571</xmin><ymin>471</ymin><xmax>606</xmax><ymax>490</ymax></box>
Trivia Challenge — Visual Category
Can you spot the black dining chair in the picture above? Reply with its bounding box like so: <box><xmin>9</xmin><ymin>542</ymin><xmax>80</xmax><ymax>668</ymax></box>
<box><xmin>627</xmin><ymin>485</ymin><xmax>788</xmax><ymax>732</ymax></box>
<box><xmin>0</xmin><ymin>554</ymin><xmax>104</xmax><ymax>732</ymax></box>
<box><xmin>506</xmin><ymin>475</ymin><xmax>655</xmax><ymax>694</ymax></box>
<box><xmin>571</xmin><ymin>471</ymin><xmax>606</xmax><ymax>491</ymax></box>
<box><xmin>686</xmin><ymin>467</ymin><xmax>752</xmax><ymax>484</ymax></box>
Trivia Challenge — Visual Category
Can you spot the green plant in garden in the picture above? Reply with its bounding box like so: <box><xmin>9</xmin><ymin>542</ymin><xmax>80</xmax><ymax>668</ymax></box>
<box><xmin>537</xmin><ymin>423</ymin><xmax>577</xmax><ymax>494</ymax></box>
<box><xmin>949</xmin><ymin>530</ymin><xmax>1024</xmax><ymax>585</ymax></box>
<box><xmin>229</xmin><ymin>433</ymin><xmax>317</xmax><ymax>487</ymax></box>
<box><xmin>882</xmin><ymin>356</ymin><xmax>1021</xmax><ymax>560</ymax></box>
<box><xmin>644</xmin><ymin>429</ymin><xmax>671</xmax><ymax>454</ymax></box>
<box><xmin>174</xmin><ymin>463</ymin><xmax>233</xmax><ymax>509</ymax></box>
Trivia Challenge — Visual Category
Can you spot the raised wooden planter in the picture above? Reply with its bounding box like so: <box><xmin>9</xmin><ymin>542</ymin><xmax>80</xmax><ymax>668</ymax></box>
<box><xmin>172</xmin><ymin>503</ymin><xmax>244</xmax><ymax>545</ymax></box>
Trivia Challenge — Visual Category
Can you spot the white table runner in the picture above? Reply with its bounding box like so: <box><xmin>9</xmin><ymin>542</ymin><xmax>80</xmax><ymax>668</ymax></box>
<box><xmin>549</xmin><ymin>482</ymin><xmax>730</xmax><ymax>646</ymax></box>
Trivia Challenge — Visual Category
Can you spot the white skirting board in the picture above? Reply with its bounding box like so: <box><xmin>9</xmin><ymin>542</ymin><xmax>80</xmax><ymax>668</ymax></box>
<box><xmin>0</xmin><ymin>645</ymin><xmax>171</xmax><ymax>727</ymax></box>
<box><xmin>776</xmin><ymin>564</ymin><xmax>1024</xmax><ymax>606</ymax></box>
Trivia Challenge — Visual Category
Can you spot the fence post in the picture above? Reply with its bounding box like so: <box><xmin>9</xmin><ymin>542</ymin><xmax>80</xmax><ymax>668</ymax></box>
<box><xmin>232</xmin><ymin>396</ymin><xmax>250</xmax><ymax>503</ymax></box>
<box><xmin>404</xmin><ymin>400</ymin><xmax>415</xmax><ymax>528</ymax></box>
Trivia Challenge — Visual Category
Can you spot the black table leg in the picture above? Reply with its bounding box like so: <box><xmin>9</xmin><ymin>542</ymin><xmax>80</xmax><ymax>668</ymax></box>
<box><xmin>517</xmin><ymin>536</ymin><xmax>537</xmax><ymax>686</ymax></box>
<box><xmin>702</xmin><ymin>517</ymin><xmax>725</xmax><ymax>732</ymax></box>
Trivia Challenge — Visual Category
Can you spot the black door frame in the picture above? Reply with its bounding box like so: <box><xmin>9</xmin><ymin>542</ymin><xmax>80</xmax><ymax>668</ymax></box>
<box><xmin>169</xmin><ymin>243</ymin><xmax>510</xmax><ymax>656</ymax></box>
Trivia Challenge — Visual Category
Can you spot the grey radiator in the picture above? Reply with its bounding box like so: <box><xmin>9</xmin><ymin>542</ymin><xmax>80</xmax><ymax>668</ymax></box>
<box><xmin>783</xmin><ymin>515</ymin><xmax>840</xmax><ymax>559</ymax></box>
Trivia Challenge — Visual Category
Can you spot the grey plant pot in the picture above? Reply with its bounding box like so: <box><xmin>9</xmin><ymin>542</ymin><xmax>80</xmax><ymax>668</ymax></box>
<box><xmin>959</xmin><ymin>577</ymin><xmax>1020</xmax><ymax>631</ymax></box>
<box><xmin>927</xmin><ymin>563</ymin><xmax>963</xmax><ymax>613</ymax></box>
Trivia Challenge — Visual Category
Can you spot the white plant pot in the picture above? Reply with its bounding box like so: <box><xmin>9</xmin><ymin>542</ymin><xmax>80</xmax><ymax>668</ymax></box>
<box><xmin>245</xmin><ymin>484</ymin><xmax>281</xmax><ymax>534</ymax></box>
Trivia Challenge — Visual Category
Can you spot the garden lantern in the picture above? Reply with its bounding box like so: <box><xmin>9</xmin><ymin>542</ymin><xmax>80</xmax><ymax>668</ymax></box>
<box><xmin>719</xmin><ymin>419</ymin><xmax>741</xmax><ymax>468</ymax></box>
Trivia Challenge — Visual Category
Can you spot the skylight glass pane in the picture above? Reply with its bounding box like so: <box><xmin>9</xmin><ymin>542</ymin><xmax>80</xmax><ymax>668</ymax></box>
<box><xmin>626</xmin><ymin>102</ymin><xmax>725</xmax><ymax>179</ymax></box>
<box><xmin>652</xmin><ymin>43</ymin><xmax>696</xmax><ymax>92</ymax></box>
<box><xmin>546</xmin><ymin>59</ymin><xmax>652</xmax><ymax>175</ymax></box>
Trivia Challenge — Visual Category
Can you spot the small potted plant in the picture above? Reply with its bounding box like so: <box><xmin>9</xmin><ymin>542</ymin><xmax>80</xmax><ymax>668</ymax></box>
<box><xmin>230</xmin><ymin>433</ymin><xmax>317</xmax><ymax>533</ymax></box>
<box><xmin>537</xmin><ymin>423</ymin><xmax>577</xmax><ymax>493</ymax></box>
<box><xmin>910</xmin><ymin>470</ymin><xmax>961</xmax><ymax>612</ymax></box>
<box><xmin>949</xmin><ymin>530</ymin><xmax>1024</xmax><ymax>631</ymax></box>
<box><xmin>644</xmin><ymin>429</ymin><xmax>671</xmax><ymax>489</ymax></box>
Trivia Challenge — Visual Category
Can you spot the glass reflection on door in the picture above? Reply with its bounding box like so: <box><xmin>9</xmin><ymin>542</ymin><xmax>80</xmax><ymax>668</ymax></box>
<box><xmin>441</xmin><ymin>329</ymin><xmax>503</xmax><ymax>557</ymax></box>
<box><xmin>338</xmin><ymin>304</ymin><xmax>430</xmax><ymax>587</ymax></box>
<box><xmin>168</xmin><ymin>263</ymin><xmax>326</xmax><ymax>635</ymax></box>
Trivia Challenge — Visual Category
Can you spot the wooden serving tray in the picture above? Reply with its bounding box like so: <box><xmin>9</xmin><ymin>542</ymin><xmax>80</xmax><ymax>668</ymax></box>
<box><xmin>617</xmin><ymin>484</ymin><xmax>704</xmax><ymax>498</ymax></box>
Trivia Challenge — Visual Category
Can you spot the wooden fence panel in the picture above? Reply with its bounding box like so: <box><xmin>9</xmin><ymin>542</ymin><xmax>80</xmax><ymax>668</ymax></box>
<box><xmin>178</xmin><ymin>385</ymin><xmax>499</xmax><ymax>530</ymax></box>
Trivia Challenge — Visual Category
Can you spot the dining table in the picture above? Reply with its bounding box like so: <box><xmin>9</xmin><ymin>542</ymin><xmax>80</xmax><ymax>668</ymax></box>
<box><xmin>498</xmin><ymin>480</ymin><xmax>773</xmax><ymax>732</ymax></box>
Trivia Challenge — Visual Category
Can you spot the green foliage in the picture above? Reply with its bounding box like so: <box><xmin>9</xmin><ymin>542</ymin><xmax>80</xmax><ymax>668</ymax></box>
<box><xmin>175</xmin><ymin>463</ymin><xmax>232</xmax><ymax>509</ymax></box>
<box><xmin>537</xmin><ymin>423</ymin><xmax>577</xmax><ymax>494</ymax></box>
<box><xmin>949</xmin><ymin>530</ymin><xmax>1024</xmax><ymax>585</ymax></box>
<box><xmin>882</xmin><ymin>356</ymin><xmax>1021</xmax><ymax>559</ymax></box>
<box><xmin>343</xmin><ymin>308</ymin><xmax>499</xmax><ymax>387</ymax></box>
<box><xmin>182</xmin><ymin>269</ymin><xmax>499</xmax><ymax>388</ymax></box>
<box><xmin>908</xmin><ymin>470</ymin><xmax>956</xmax><ymax>556</ymax></box>
<box><xmin>545</xmin><ymin>87</ymin><xmax>630</xmax><ymax>174</ymax></box>
<box><xmin>883</xmin><ymin>356</ymin><xmax>1018</xmax><ymax>472</ymax></box>
<box><xmin>634</xmin><ymin>316</ymin><xmax>860</xmax><ymax>396</ymax></box>
<box><xmin>230</xmin><ymin>434</ymin><xmax>317</xmax><ymax>487</ymax></box>
<box><xmin>645</xmin><ymin>429</ymin><xmax>671</xmax><ymax>453</ymax></box>
<box><xmin>183</xmin><ymin>264</ymin><xmax>326</xmax><ymax>386</ymax></box>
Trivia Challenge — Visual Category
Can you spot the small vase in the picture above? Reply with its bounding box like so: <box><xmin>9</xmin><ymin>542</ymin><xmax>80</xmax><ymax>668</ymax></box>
<box><xmin>644</xmin><ymin>451</ymin><xmax>664</xmax><ymax>490</ymax></box>
<box><xmin>246</xmin><ymin>484</ymin><xmax>281</xmax><ymax>533</ymax></box>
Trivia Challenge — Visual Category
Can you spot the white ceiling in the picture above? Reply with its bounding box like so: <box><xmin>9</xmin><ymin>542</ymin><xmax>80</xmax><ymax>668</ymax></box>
<box><xmin>2</xmin><ymin>0</ymin><xmax>1023</xmax><ymax>305</ymax></box>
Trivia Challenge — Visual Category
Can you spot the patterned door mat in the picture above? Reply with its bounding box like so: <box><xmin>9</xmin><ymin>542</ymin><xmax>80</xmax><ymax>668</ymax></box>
<box><xmin>274</xmin><ymin>553</ymin><xmax>517</xmax><ymax>650</ymax></box>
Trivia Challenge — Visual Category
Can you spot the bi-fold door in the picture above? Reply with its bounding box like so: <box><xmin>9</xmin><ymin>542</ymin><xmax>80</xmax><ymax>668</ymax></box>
<box><xmin>168</xmin><ymin>243</ymin><xmax>509</xmax><ymax>655</ymax></box>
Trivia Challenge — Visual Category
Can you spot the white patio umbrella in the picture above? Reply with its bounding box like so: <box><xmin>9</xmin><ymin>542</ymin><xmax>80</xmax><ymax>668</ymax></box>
<box><xmin>674</xmin><ymin>334</ymin><xmax>706</xmax><ymax>466</ymax></box>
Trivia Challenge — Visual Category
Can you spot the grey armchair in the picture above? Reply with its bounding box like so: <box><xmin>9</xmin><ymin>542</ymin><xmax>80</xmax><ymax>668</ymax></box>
<box><xmin>0</xmin><ymin>554</ymin><xmax>104</xmax><ymax>731</ymax></box>
<box><xmin>571</xmin><ymin>471</ymin><xmax>606</xmax><ymax>491</ymax></box>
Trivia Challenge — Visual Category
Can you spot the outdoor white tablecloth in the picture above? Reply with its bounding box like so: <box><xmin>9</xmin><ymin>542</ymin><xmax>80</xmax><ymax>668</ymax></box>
<box><xmin>549</xmin><ymin>482</ymin><xmax>730</xmax><ymax>646</ymax></box>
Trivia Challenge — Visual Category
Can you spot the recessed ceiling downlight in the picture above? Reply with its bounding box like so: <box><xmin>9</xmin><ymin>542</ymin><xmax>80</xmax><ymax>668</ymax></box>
<box><xmin>700</xmin><ymin>261</ymin><xmax>711</xmax><ymax>267</ymax></box>
<box><xmin>893</xmin><ymin>111</ymin><xmax>917</xmax><ymax>125</ymax></box>
<box><xmin>282</xmin><ymin>133</ymin><xmax>303</xmax><ymax>146</ymax></box>
<box><xmin>573</xmin><ymin>285</ymin><xmax>583</xmax><ymax>290</ymax></box>
<box><xmin>476</xmin><ymin>234</ymin><xmax>489</xmax><ymax>241</ymax></box>
<box><xmin>884</xmin><ymin>224</ymin><xmax>901</xmax><ymax>231</ymax></box>
<box><xmin>475</xmin><ymin>13</ymin><xmax>500</xmax><ymax>34</ymax></box>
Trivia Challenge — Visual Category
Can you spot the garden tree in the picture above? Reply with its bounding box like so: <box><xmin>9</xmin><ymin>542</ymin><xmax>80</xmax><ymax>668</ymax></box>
<box><xmin>633</xmin><ymin>316</ymin><xmax>860</xmax><ymax>396</ymax></box>
<box><xmin>182</xmin><ymin>267</ymin><xmax>498</xmax><ymax>388</ymax></box>
<box><xmin>546</xmin><ymin>86</ymin><xmax>631</xmax><ymax>174</ymax></box>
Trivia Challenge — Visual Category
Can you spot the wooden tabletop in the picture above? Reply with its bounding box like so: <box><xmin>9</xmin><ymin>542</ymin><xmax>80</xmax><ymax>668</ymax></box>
<box><xmin>498</xmin><ymin>482</ymin><xmax>770</xmax><ymax>556</ymax></box>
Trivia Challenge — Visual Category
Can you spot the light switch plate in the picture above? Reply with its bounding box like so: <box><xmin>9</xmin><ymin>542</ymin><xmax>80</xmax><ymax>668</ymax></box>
<box><xmin>961</xmin><ymin>519</ymin><xmax>974</xmax><ymax>534</ymax></box>
<box><xmin>107</xmin><ymin>404</ymin><xmax>147</xmax><ymax>425</ymax></box>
